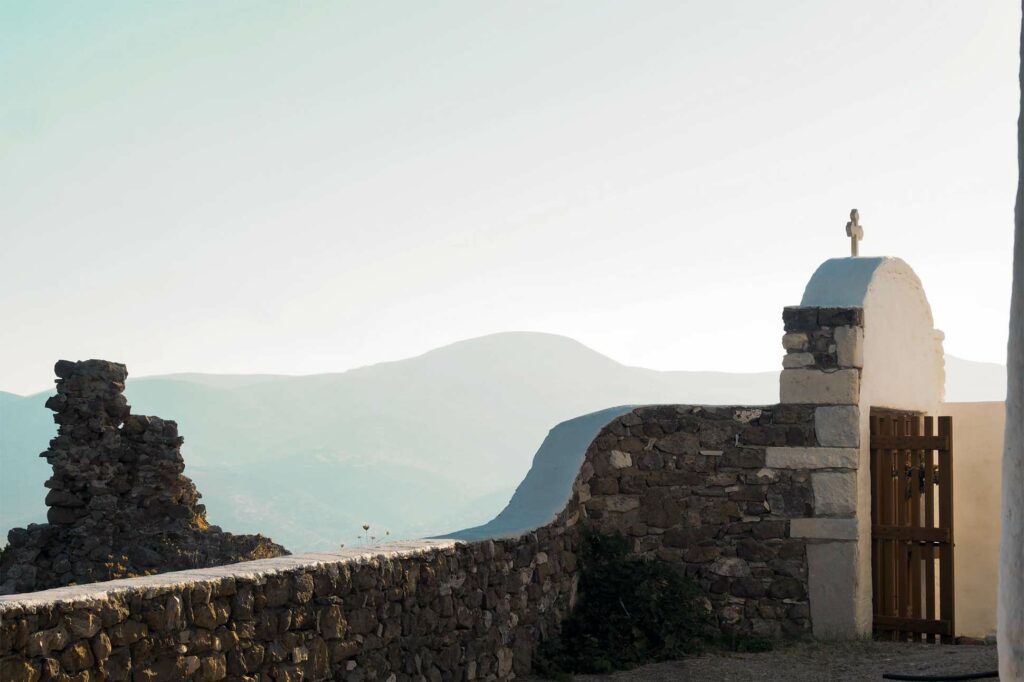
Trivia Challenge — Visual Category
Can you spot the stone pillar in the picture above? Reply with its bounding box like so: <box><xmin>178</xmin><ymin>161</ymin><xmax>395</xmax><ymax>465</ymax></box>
<box><xmin>773</xmin><ymin>306</ymin><xmax>866</xmax><ymax>637</ymax></box>
<box><xmin>42</xmin><ymin>360</ymin><xmax>131</xmax><ymax>525</ymax></box>
<box><xmin>0</xmin><ymin>359</ymin><xmax>288</xmax><ymax>594</ymax></box>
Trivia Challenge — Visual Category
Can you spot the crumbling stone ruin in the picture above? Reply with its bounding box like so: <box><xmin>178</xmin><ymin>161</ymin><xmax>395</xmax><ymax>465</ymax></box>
<box><xmin>0</xmin><ymin>360</ymin><xmax>287</xmax><ymax>595</ymax></box>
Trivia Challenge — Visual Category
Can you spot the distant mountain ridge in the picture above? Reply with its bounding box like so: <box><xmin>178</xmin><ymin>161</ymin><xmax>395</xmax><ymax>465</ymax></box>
<box><xmin>0</xmin><ymin>332</ymin><xmax>1006</xmax><ymax>551</ymax></box>
<box><xmin>944</xmin><ymin>355</ymin><xmax>1008</xmax><ymax>402</ymax></box>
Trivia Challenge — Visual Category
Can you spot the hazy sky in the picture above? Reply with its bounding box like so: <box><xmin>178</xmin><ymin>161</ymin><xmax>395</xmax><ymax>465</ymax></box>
<box><xmin>1</xmin><ymin>1</ymin><xmax>1019</xmax><ymax>395</ymax></box>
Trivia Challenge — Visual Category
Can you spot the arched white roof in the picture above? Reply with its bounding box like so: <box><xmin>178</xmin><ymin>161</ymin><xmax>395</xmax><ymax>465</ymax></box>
<box><xmin>800</xmin><ymin>255</ymin><xmax>944</xmax><ymax>412</ymax></box>
<box><xmin>801</xmin><ymin>257</ymin><xmax>889</xmax><ymax>307</ymax></box>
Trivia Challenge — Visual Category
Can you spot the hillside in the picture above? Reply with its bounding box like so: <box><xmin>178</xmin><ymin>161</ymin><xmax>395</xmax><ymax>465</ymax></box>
<box><xmin>0</xmin><ymin>333</ymin><xmax>1004</xmax><ymax>550</ymax></box>
<box><xmin>445</xmin><ymin>405</ymin><xmax>635</xmax><ymax>541</ymax></box>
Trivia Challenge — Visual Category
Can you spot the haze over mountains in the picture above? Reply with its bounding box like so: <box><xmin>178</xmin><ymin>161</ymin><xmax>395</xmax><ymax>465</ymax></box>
<box><xmin>0</xmin><ymin>332</ymin><xmax>1006</xmax><ymax>551</ymax></box>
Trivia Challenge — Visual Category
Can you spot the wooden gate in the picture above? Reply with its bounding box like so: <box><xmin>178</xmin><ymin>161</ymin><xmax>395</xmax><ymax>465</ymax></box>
<box><xmin>870</xmin><ymin>414</ymin><xmax>954</xmax><ymax>642</ymax></box>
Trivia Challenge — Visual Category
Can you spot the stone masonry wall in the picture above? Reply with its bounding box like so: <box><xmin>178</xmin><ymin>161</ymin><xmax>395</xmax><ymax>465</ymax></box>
<box><xmin>577</xmin><ymin>405</ymin><xmax>816</xmax><ymax>639</ymax></box>
<box><xmin>0</xmin><ymin>533</ymin><xmax>582</xmax><ymax>682</ymax></box>
<box><xmin>776</xmin><ymin>306</ymin><xmax>866</xmax><ymax>636</ymax></box>
<box><xmin>0</xmin><ymin>397</ymin><xmax>846</xmax><ymax>680</ymax></box>
<box><xmin>0</xmin><ymin>361</ymin><xmax>287</xmax><ymax>595</ymax></box>
<box><xmin>780</xmin><ymin>306</ymin><xmax>863</xmax><ymax>404</ymax></box>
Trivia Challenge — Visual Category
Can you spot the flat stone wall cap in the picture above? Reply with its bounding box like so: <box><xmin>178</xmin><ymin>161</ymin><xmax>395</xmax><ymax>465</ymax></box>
<box><xmin>783</xmin><ymin>307</ymin><xmax>821</xmax><ymax>332</ymax></box>
<box><xmin>834</xmin><ymin>326</ymin><xmax>865</xmax><ymax>368</ymax></box>
<box><xmin>766</xmin><ymin>447</ymin><xmax>859</xmax><ymax>469</ymax></box>
<box><xmin>814</xmin><ymin>406</ymin><xmax>860</xmax><ymax>447</ymax></box>
<box><xmin>780</xmin><ymin>369</ymin><xmax>860</xmax><ymax>405</ymax></box>
<box><xmin>0</xmin><ymin>540</ymin><xmax>460</xmax><ymax>611</ymax></box>
<box><xmin>789</xmin><ymin>518</ymin><xmax>858</xmax><ymax>541</ymax></box>
<box><xmin>812</xmin><ymin>471</ymin><xmax>858</xmax><ymax>516</ymax></box>
<box><xmin>806</xmin><ymin>542</ymin><xmax>860</xmax><ymax>637</ymax></box>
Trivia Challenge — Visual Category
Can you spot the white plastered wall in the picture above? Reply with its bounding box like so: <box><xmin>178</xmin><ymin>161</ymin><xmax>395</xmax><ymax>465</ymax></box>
<box><xmin>942</xmin><ymin>401</ymin><xmax>1005</xmax><ymax>639</ymax></box>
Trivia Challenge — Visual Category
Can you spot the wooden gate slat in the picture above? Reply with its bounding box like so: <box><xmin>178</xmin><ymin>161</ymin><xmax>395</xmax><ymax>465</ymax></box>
<box><xmin>938</xmin><ymin>416</ymin><xmax>955</xmax><ymax>643</ymax></box>
<box><xmin>909</xmin><ymin>416</ymin><xmax>923</xmax><ymax>642</ymax></box>
<box><xmin>870</xmin><ymin>416</ymin><xmax>882</xmax><ymax>618</ymax></box>
<box><xmin>871</xmin><ymin>526</ymin><xmax>950</xmax><ymax>542</ymax></box>
<box><xmin>878</xmin><ymin>416</ymin><xmax>894</xmax><ymax>627</ymax></box>
<box><xmin>870</xmin><ymin>434</ymin><xmax>950</xmax><ymax>449</ymax></box>
<box><xmin>874</xmin><ymin>616</ymin><xmax>952</xmax><ymax>636</ymax></box>
<box><xmin>924</xmin><ymin>416</ymin><xmax>937</xmax><ymax>643</ymax></box>
<box><xmin>895</xmin><ymin>415</ymin><xmax>909</xmax><ymax>640</ymax></box>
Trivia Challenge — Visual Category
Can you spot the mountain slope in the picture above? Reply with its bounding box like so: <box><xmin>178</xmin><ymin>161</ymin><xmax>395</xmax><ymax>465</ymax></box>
<box><xmin>444</xmin><ymin>405</ymin><xmax>636</xmax><ymax>541</ymax></box>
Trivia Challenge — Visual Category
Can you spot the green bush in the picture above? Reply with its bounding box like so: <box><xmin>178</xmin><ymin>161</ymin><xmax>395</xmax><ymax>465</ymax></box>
<box><xmin>717</xmin><ymin>633</ymin><xmax>774</xmax><ymax>653</ymax></box>
<box><xmin>534</xmin><ymin>530</ymin><xmax>712</xmax><ymax>678</ymax></box>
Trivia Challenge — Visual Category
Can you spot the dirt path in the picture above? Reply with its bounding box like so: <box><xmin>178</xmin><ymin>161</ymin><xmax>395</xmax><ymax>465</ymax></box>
<box><xmin>531</xmin><ymin>641</ymin><xmax>999</xmax><ymax>681</ymax></box>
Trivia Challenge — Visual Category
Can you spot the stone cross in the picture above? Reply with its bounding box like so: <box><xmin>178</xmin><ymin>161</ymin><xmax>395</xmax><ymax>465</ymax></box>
<box><xmin>845</xmin><ymin>209</ymin><xmax>863</xmax><ymax>257</ymax></box>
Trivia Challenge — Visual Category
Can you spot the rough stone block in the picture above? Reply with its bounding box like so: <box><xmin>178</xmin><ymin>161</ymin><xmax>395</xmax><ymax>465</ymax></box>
<box><xmin>765</xmin><ymin>447</ymin><xmax>858</xmax><ymax>469</ymax></box>
<box><xmin>780</xmin><ymin>369</ymin><xmax>860</xmax><ymax>404</ymax></box>
<box><xmin>814</xmin><ymin>406</ymin><xmax>860</xmax><ymax>447</ymax></box>
<box><xmin>812</xmin><ymin>472</ymin><xmax>857</xmax><ymax>516</ymax></box>
<box><xmin>733</xmin><ymin>408</ymin><xmax>762</xmax><ymax>423</ymax></box>
<box><xmin>782</xmin><ymin>333</ymin><xmax>809</xmax><ymax>351</ymax></box>
<box><xmin>807</xmin><ymin>542</ymin><xmax>859</xmax><ymax>637</ymax></box>
<box><xmin>0</xmin><ymin>659</ymin><xmax>41</xmax><ymax>682</ymax></box>
<box><xmin>783</xmin><ymin>307</ymin><xmax>819</xmax><ymax>332</ymax></box>
<box><xmin>708</xmin><ymin>557</ymin><xmax>751</xmax><ymax>578</ymax></box>
<box><xmin>26</xmin><ymin>627</ymin><xmax>68</xmax><ymax>658</ymax></box>
<box><xmin>789</xmin><ymin>518</ymin><xmax>857</xmax><ymax>541</ymax></box>
<box><xmin>605</xmin><ymin>496</ymin><xmax>640</xmax><ymax>512</ymax></box>
<box><xmin>817</xmin><ymin>308</ymin><xmax>864</xmax><ymax>327</ymax></box>
<box><xmin>783</xmin><ymin>352</ymin><xmax>815</xmax><ymax>369</ymax></box>
<box><xmin>834</xmin><ymin>326</ymin><xmax>864</xmax><ymax>368</ymax></box>
<box><xmin>608</xmin><ymin>451</ymin><xmax>632</xmax><ymax>469</ymax></box>
<box><xmin>66</xmin><ymin>612</ymin><xmax>101</xmax><ymax>639</ymax></box>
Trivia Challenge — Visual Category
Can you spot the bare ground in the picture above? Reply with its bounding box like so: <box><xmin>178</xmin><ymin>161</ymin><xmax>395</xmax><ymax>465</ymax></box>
<box><xmin>530</xmin><ymin>641</ymin><xmax>1000</xmax><ymax>681</ymax></box>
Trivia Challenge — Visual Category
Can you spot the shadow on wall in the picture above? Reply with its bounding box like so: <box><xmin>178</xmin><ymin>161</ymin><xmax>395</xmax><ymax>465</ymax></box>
<box><xmin>441</xmin><ymin>406</ymin><xmax>635</xmax><ymax>541</ymax></box>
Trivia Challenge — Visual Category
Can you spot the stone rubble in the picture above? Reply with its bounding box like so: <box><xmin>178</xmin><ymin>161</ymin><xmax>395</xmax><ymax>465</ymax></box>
<box><xmin>0</xmin><ymin>360</ymin><xmax>287</xmax><ymax>596</ymax></box>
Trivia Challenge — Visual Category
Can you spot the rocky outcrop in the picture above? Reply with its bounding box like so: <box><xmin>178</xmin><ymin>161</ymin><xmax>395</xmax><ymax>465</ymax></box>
<box><xmin>0</xmin><ymin>360</ymin><xmax>287</xmax><ymax>594</ymax></box>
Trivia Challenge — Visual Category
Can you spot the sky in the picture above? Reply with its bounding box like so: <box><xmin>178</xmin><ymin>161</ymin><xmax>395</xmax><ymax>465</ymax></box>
<box><xmin>1</xmin><ymin>1</ymin><xmax>1019</xmax><ymax>396</ymax></box>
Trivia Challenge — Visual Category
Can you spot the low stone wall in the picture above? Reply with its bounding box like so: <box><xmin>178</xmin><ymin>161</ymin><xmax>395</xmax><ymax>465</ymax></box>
<box><xmin>2</xmin><ymin>399</ymin><xmax>854</xmax><ymax>679</ymax></box>
<box><xmin>0</xmin><ymin>534</ymin><xmax>580</xmax><ymax>682</ymax></box>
